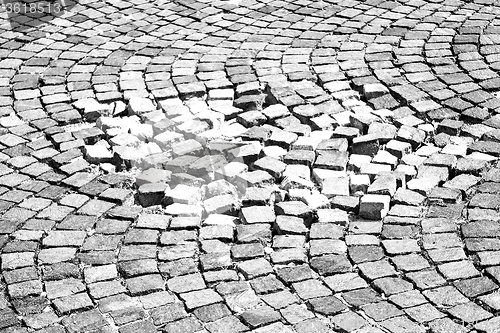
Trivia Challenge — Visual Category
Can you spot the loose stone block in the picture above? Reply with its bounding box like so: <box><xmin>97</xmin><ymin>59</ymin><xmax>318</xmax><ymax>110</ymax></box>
<box><xmin>352</xmin><ymin>134</ymin><xmax>380</xmax><ymax>156</ymax></box>
<box><xmin>84</xmin><ymin>145</ymin><xmax>114</xmax><ymax>164</ymax></box>
<box><xmin>240</xmin><ymin>206</ymin><xmax>275</xmax><ymax>224</ymax></box>
<box><xmin>321</xmin><ymin>177</ymin><xmax>350</xmax><ymax>197</ymax></box>
<box><xmin>364</xmin><ymin>83</ymin><xmax>389</xmax><ymax>99</ymax></box>
<box><xmin>274</xmin><ymin>215</ymin><xmax>307</xmax><ymax>235</ymax></box>
<box><xmin>359</xmin><ymin>194</ymin><xmax>391</xmax><ymax>220</ymax></box>
<box><xmin>350</xmin><ymin>174</ymin><xmax>371</xmax><ymax>195</ymax></box>
<box><xmin>314</xmin><ymin>151</ymin><xmax>348</xmax><ymax>171</ymax></box>
<box><xmin>367</xmin><ymin>173</ymin><xmax>397</xmax><ymax>196</ymax></box>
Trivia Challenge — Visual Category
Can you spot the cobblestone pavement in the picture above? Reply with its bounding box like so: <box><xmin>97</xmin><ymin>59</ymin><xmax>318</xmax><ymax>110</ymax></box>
<box><xmin>3</xmin><ymin>0</ymin><xmax>500</xmax><ymax>332</ymax></box>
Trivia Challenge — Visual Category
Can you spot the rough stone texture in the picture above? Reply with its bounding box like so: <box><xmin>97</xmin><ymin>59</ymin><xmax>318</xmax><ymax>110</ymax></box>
<box><xmin>1</xmin><ymin>1</ymin><xmax>500</xmax><ymax>332</ymax></box>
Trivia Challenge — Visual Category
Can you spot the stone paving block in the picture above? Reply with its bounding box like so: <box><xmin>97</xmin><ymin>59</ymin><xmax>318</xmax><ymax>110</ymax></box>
<box><xmin>331</xmin><ymin>311</ymin><xmax>367</xmax><ymax>332</ymax></box>
<box><xmin>158</xmin><ymin>241</ymin><xmax>198</xmax><ymax>261</ymax></box>
<box><xmin>423</xmin><ymin>233</ymin><xmax>462</xmax><ymax>250</ymax></box>
<box><xmin>52</xmin><ymin>293</ymin><xmax>94</xmax><ymax>315</ymax></box>
<box><xmin>0</xmin><ymin>308</ymin><xmax>19</xmax><ymax>329</ymax></box>
<box><xmin>314</xmin><ymin>151</ymin><xmax>348</xmax><ymax>171</ymax></box>
<box><xmin>427</xmin><ymin>247</ymin><xmax>466</xmax><ymax>264</ymax></box>
<box><xmin>474</xmin><ymin>317</ymin><xmax>500</xmax><ymax>333</ymax></box>
<box><xmin>274</xmin><ymin>215</ymin><xmax>307</xmax><ymax>235</ymax></box>
<box><xmin>310</xmin><ymin>239</ymin><xmax>347</xmax><ymax>256</ymax></box>
<box><xmin>292</xmin><ymin>279</ymin><xmax>332</xmax><ymax>300</ymax></box>
<box><xmin>180</xmin><ymin>289</ymin><xmax>223</xmax><ymax>310</ymax></box>
<box><xmin>358</xmin><ymin>259</ymin><xmax>397</xmax><ymax>280</ymax></box>
<box><xmin>448</xmin><ymin>302</ymin><xmax>493</xmax><ymax>323</ymax></box>
<box><xmin>150</xmin><ymin>302</ymin><xmax>188</xmax><ymax>326</ymax></box>
<box><xmin>308</xmin><ymin>295</ymin><xmax>347</xmax><ymax>316</ymax></box>
<box><xmin>236</xmin><ymin>224</ymin><xmax>271</xmax><ymax>243</ymax></box>
<box><xmin>352</xmin><ymin>134</ymin><xmax>380</xmax><ymax>156</ymax></box>
<box><xmin>94</xmin><ymin>218</ymin><xmax>130</xmax><ymax>235</ymax></box>
<box><xmin>362</xmin><ymin>301</ymin><xmax>403</xmax><ymax>322</ymax></box>
<box><xmin>237</xmin><ymin>258</ymin><xmax>273</xmax><ymax>279</ymax></box>
<box><xmin>367</xmin><ymin>173</ymin><xmax>397</xmax><ymax>196</ymax></box>
<box><xmin>166</xmin><ymin>273</ymin><xmax>205</xmax><ymax>294</ymax></box>
<box><xmin>192</xmin><ymin>302</ymin><xmax>231</xmax><ymax>323</ymax></box>
<box><xmin>38</xmin><ymin>247</ymin><xmax>77</xmax><ymax>265</ymax></box>
<box><xmin>8</xmin><ymin>279</ymin><xmax>43</xmax><ymax>298</ymax></box>
<box><xmin>438</xmin><ymin>260</ymin><xmax>481</xmax><ymax>280</ymax></box>
<box><xmin>389</xmin><ymin>289</ymin><xmax>428</xmax><ymax>309</ymax></box>
<box><xmin>61</xmin><ymin>309</ymin><xmax>108</xmax><ymax>333</ymax></box>
<box><xmin>283</xmin><ymin>149</ymin><xmax>316</xmax><ymax>166</ymax></box>
<box><xmin>276</xmin><ymin>265</ymin><xmax>315</xmax><ymax>284</ymax></box>
<box><xmin>119</xmin><ymin>258</ymin><xmax>159</xmax><ymax>277</ymax></box>
<box><xmin>231</xmin><ymin>242</ymin><xmax>264</xmax><ymax>260</ymax></box>
<box><xmin>455</xmin><ymin>276</ymin><xmax>498</xmax><ymax>299</ymax></box>
<box><xmin>321</xmin><ymin>176</ymin><xmax>349</xmax><ymax>197</ymax></box>
<box><xmin>1</xmin><ymin>252</ymin><xmax>34</xmax><ymax>270</ymax></box>
<box><xmin>359</xmin><ymin>194</ymin><xmax>391</xmax><ymax>220</ymax></box>
<box><xmin>317</xmin><ymin>138</ymin><xmax>348</xmax><ymax>152</ymax></box>
<box><xmin>360</xmin><ymin>163</ymin><xmax>392</xmax><ymax>180</ymax></box>
<box><xmin>118</xmin><ymin>244</ymin><xmax>156</xmax><ymax>262</ymax></box>
<box><xmin>240</xmin><ymin>304</ymin><xmax>282</xmax><ymax>328</ymax></box>
<box><xmin>45</xmin><ymin>278</ymin><xmax>86</xmax><ymax>300</ymax></box>
<box><xmin>310</xmin><ymin>254</ymin><xmax>352</xmax><ymax>275</ymax></box>
<box><xmin>169</xmin><ymin>216</ymin><xmax>201</xmax><ymax>229</ymax></box>
<box><xmin>205</xmin><ymin>315</ymin><xmax>248</xmax><ymax>333</ymax></box>
<box><xmin>43</xmin><ymin>231</ymin><xmax>86</xmax><ymax>247</ymax></box>
<box><xmin>240</xmin><ymin>206</ymin><xmax>275</xmax><ymax>224</ymax></box>
<box><xmin>404</xmin><ymin>303</ymin><xmax>447</xmax><ymax>324</ymax></box>
<box><xmin>260</xmin><ymin>290</ymin><xmax>297</xmax><ymax>310</ymax></box>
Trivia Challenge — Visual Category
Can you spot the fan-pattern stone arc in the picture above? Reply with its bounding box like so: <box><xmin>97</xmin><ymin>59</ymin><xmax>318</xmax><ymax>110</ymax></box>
<box><xmin>2</xmin><ymin>0</ymin><xmax>500</xmax><ymax>332</ymax></box>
